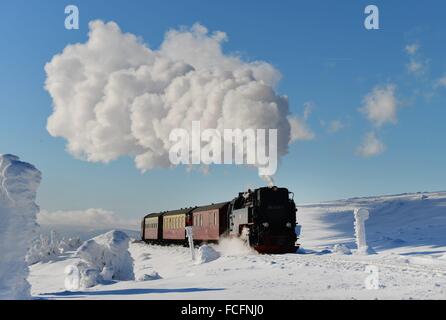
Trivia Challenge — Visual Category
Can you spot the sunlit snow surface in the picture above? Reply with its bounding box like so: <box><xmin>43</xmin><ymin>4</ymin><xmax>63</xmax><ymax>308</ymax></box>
<box><xmin>30</xmin><ymin>192</ymin><xmax>446</xmax><ymax>299</ymax></box>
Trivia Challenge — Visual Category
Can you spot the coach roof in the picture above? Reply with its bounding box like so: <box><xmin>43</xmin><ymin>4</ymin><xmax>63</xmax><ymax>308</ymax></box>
<box><xmin>162</xmin><ymin>207</ymin><xmax>196</xmax><ymax>217</ymax></box>
<box><xmin>193</xmin><ymin>202</ymin><xmax>230</xmax><ymax>213</ymax></box>
<box><xmin>143</xmin><ymin>212</ymin><xmax>165</xmax><ymax>219</ymax></box>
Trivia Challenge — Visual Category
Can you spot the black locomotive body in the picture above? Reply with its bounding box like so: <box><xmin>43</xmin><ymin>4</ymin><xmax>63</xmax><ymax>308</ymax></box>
<box><xmin>229</xmin><ymin>186</ymin><xmax>298</xmax><ymax>253</ymax></box>
<box><xmin>141</xmin><ymin>186</ymin><xmax>299</xmax><ymax>254</ymax></box>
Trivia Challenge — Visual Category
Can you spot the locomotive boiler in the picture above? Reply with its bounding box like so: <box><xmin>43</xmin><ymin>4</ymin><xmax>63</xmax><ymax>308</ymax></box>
<box><xmin>141</xmin><ymin>186</ymin><xmax>299</xmax><ymax>254</ymax></box>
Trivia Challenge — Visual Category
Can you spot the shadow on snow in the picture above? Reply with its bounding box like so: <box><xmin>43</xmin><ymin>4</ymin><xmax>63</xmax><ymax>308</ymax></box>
<box><xmin>40</xmin><ymin>287</ymin><xmax>225</xmax><ymax>297</ymax></box>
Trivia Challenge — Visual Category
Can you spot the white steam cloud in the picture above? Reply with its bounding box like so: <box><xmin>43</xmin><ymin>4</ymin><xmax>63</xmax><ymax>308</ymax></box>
<box><xmin>45</xmin><ymin>21</ymin><xmax>303</xmax><ymax>175</ymax></box>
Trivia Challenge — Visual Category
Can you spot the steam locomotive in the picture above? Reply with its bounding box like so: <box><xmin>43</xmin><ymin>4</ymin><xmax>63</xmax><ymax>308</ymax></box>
<box><xmin>141</xmin><ymin>186</ymin><xmax>299</xmax><ymax>253</ymax></box>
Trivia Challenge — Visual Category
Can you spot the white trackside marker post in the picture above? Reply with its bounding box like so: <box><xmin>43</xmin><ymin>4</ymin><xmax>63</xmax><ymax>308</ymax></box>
<box><xmin>354</xmin><ymin>208</ymin><xmax>371</xmax><ymax>255</ymax></box>
<box><xmin>185</xmin><ymin>227</ymin><xmax>195</xmax><ymax>261</ymax></box>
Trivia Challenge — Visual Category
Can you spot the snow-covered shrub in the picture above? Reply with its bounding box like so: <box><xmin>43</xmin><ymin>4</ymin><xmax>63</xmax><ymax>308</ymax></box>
<box><xmin>75</xmin><ymin>230</ymin><xmax>134</xmax><ymax>280</ymax></box>
<box><xmin>137</xmin><ymin>271</ymin><xmax>162</xmax><ymax>281</ymax></box>
<box><xmin>65</xmin><ymin>230</ymin><xmax>134</xmax><ymax>289</ymax></box>
<box><xmin>26</xmin><ymin>231</ymin><xmax>81</xmax><ymax>265</ymax></box>
<box><xmin>0</xmin><ymin>154</ymin><xmax>41</xmax><ymax>300</ymax></box>
<box><xmin>195</xmin><ymin>245</ymin><xmax>220</xmax><ymax>264</ymax></box>
<box><xmin>64</xmin><ymin>261</ymin><xmax>101</xmax><ymax>290</ymax></box>
<box><xmin>58</xmin><ymin>236</ymin><xmax>82</xmax><ymax>254</ymax></box>
<box><xmin>333</xmin><ymin>244</ymin><xmax>352</xmax><ymax>255</ymax></box>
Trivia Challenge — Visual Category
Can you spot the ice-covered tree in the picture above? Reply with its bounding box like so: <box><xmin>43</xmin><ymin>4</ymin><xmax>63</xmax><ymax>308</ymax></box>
<box><xmin>0</xmin><ymin>154</ymin><xmax>41</xmax><ymax>299</ymax></box>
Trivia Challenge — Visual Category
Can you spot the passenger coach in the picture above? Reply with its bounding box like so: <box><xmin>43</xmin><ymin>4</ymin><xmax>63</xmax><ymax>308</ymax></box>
<box><xmin>191</xmin><ymin>202</ymin><xmax>229</xmax><ymax>243</ymax></box>
<box><xmin>162</xmin><ymin>208</ymin><xmax>194</xmax><ymax>243</ymax></box>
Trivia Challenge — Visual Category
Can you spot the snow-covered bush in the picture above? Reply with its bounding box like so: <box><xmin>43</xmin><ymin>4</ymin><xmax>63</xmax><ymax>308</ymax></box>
<box><xmin>58</xmin><ymin>236</ymin><xmax>82</xmax><ymax>254</ymax></box>
<box><xmin>332</xmin><ymin>244</ymin><xmax>352</xmax><ymax>255</ymax></box>
<box><xmin>195</xmin><ymin>245</ymin><xmax>220</xmax><ymax>264</ymax></box>
<box><xmin>64</xmin><ymin>261</ymin><xmax>101</xmax><ymax>290</ymax></box>
<box><xmin>0</xmin><ymin>154</ymin><xmax>41</xmax><ymax>300</ymax></box>
<box><xmin>65</xmin><ymin>230</ymin><xmax>134</xmax><ymax>289</ymax></box>
<box><xmin>26</xmin><ymin>231</ymin><xmax>81</xmax><ymax>265</ymax></box>
<box><xmin>137</xmin><ymin>271</ymin><xmax>162</xmax><ymax>282</ymax></box>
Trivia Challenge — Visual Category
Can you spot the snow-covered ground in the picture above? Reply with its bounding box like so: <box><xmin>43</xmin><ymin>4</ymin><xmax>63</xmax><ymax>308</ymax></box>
<box><xmin>29</xmin><ymin>191</ymin><xmax>446</xmax><ymax>299</ymax></box>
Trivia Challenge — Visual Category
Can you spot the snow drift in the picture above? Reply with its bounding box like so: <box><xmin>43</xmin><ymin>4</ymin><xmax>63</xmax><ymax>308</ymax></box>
<box><xmin>0</xmin><ymin>154</ymin><xmax>41</xmax><ymax>299</ymax></box>
<box><xmin>65</xmin><ymin>230</ymin><xmax>134</xmax><ymax>289</ymax></box>
<box><xmin>195</xmin><ymin>245</ymin><xmax>220</xmax><ymax>264</ymax></box>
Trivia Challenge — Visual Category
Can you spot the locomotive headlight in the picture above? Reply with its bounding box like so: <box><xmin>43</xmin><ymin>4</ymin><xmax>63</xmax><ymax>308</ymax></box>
<box><xmin>286</xmin><ymin>222</ymin><xmax>292</xmax><ymax>228</ymax></box>
<box><xmin>262</xmin><ymin>222</ymin><xmax>269</xmax><ymax>228</ymax></box>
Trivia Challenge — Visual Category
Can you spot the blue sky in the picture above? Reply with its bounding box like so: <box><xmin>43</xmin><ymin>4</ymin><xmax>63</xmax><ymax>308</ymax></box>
<box><xmin>1</xmin><ymin>0</ymin><xmax>445</xmax><ymax>220</ymax></box>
